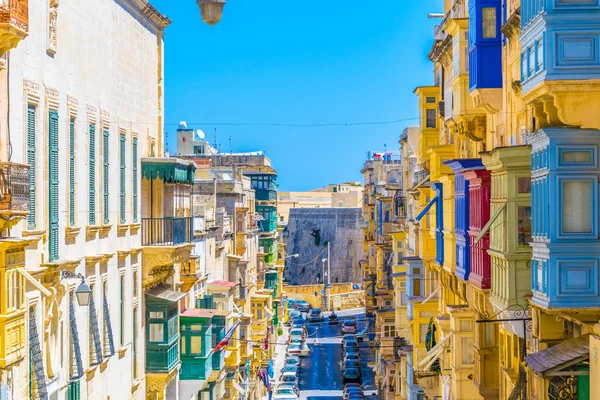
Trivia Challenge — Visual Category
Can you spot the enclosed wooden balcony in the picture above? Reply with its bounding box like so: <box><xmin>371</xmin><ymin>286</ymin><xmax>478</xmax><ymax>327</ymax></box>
<box><xmin>0</xmin><ymin>0</ymin><xmax>28</xmax><ymax>56</ymax></box>
<box><xmin>0</xmin><ymin>162</ymin><xmax>29</xmax><ymax>230</ymax></box>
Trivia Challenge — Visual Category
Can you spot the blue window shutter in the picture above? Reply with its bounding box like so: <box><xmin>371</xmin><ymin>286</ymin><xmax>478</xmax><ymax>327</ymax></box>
<box><xmin>89</xmin><ymin>124</ymin><xmax>96</xmax><ymax>225</ymax></box>
<box><xmin>120</xmin><ymin>135</ymin><xmax>126</xmax><ymax>224</ymax></box>
<box><xmin>132</xmin><ymin>138</ymin><xmax>138</xmax><ymax>223</ymax></box>
<box><xmin>49</xmin><ymin>111</ymin><xmax>59</xmax><ymax>261</ymax></box>
<box><xmin>69</xmin><ymin>119</ymin><xmax>75</xmax><ymax>226</ymax></box>
<box><xmin>29</xmin><ymin>308</ymin><xmax>48</xmax><ymax>400</ymax></box>
<box><xmin>103</xmin><ymin>129</ymin><xmax>109</xmax><ymax>224</ymax></box>
<box><xmin>27</xmin><ymin>105</ymin><xmax>36</xmax><ymax>230</ymax></box>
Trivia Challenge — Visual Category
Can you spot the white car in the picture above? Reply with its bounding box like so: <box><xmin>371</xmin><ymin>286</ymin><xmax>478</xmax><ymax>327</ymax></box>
<box><xmin>289</xmin><ymin>327</ymin><xmax>305</xmax><ymax>343</ymax></box>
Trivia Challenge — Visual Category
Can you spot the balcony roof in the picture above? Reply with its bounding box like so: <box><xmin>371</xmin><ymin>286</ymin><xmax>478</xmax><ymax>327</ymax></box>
<box><xmin>525</xmin><ymin>336</ymin><xmax>589</xmax><ymax>377</ymax></box>
<box><xmin>145</xmin><ymin>285</ymin><xmax>186</xmax><ymax>303</ymax></box>
<box><xmin>142</xmin><ymin>157</ymin><xmax>196</xmax><ymax>184</ymax></box>
<box><xmin>209</xmin><ymin>280</ymin><xmax>237</xmax><ymax>288</ymax></box>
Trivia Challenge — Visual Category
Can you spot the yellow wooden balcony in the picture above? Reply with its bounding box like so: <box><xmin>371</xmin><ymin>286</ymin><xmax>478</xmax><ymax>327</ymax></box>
<box><xmin>0</xmin><ymin>0</ymin><xmax>28</xmax><ymax>56</ymax></box>
<box><xmin>235</xmin><ymin>232</ymin><xmax>247</xmax><ymax>256</ymax></box>
<box><xmin>0</xmin><ymin>239</ymin><xmax>29</xmax><ymax>368</ymax></box>
<box><xmin>179</xmin><ymin>255</ymin><xmax>201</xmax><ymax>293</ymax></box>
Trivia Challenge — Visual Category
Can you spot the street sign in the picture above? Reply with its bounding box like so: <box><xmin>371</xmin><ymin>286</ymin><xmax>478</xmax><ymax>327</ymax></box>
<box><xmin>320</xmin><ymin>289</ymin><xmax>325</xmax><ymax>295</ymax></box>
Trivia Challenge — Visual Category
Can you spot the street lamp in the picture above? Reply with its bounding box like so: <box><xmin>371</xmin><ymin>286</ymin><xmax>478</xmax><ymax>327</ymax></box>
<box><xmin>284</xmin><ymin>254</ymin><xmax>299</xmax><ymax>260</ymax></box>
<box><xmin>61</xmin><ymin>271</ymin><xmax>92</xmax><ymax>306</ymax></box>
<box><xmin>197</xmin><ymin>0</ymin><xmax>226</xmax><ymax>25</ymax></box>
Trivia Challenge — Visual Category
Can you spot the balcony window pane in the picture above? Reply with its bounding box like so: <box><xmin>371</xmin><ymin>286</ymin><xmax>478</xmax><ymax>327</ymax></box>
<box><xmin>149</xmin><ymin>311</ymin><xmax>164</xmax><ymax>319</ymax></box>
<box><xmin>149</xmin><ymin>323</ymin><xmax>164</xmax><ymax>342</ymax></box>
<box><xmin>517</xmin><ymin>206</ymin><xmax>532</xmax><ymax>247</ymax></box>
<box><xmin>191</xmin><ymin>336</ymin><xmax>202</xmax><ymax>355</ymax></box>
<box><xmin>562</xmin><ymin>181</ymin><xmax>593</xmax><ymax>233</ymax></box>
<box><xmin>461</xmin><ymin>337</ymin><xmax>474</xmax><ymax>364</ymax></box>
<box><xmin>426</xmin><ymin>97</ymin><xmax>436</xmax><ymax>104</ymax></box>
<box><xmin>426</xmin><ymin>109</ymin><xmax>437</xmax><ymax>128</ymax></box>
<box><xmin>482</xmin><ymin>7</ymin><xmax>497</xmax><ymax>39</ymax></box>
<box><xmin>562</xmin><ymin>150</ymin><xmax>592</xmax><ymax>163</ymax></box>
<box><xmin>419</xmin><ymin>324</ymin><xmax>428</xmax><ymax>343</ymax></box>
<box><xmin>517</xmin><ymin>177</ymin><xmax>531</xmax><ymax>193</ymax></box>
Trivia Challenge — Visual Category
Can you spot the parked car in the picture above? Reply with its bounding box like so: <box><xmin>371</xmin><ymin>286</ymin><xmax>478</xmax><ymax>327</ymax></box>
<box><xmin>344</xmin><ymin>352</ymin><xmax>361</xmax><ymax>362</ymax></box>
<box><xmin>292</xmin><ymin>317</ymin><xmax>306</xmax><ymax>328</ymax></box>
<box><xmin>355</xmin><ymin>326</ymin><xmax>369</xmax><ymax>343</ymax></box>
<box><xmin>344</xmin><ymin>384</ymin><xmax>364</xmax><ymax>399</ymax></box>
<box><xmin>346</xmin><ymin>395</ymin><xmax>366</xmax><ymax>400</ymax></box>
<box><xmin>289</xmin><ymin>337</ymin><xmax>303</xmax><ymax>346</ymax></box>
<box><xmin>286</xmin><ymin>310</ymin><xmax>302</xmax><ymax>324</ymax></box>
<box><xmin>342</xmin><ymin>344</ymin><xmax>359</xmax><ymax>356</ymax></box>
<box><xmin>343</xmin><ymin>359</ymin><xmax>360</xmax><ymax>371</ymax></box>
<box><xmin>285</xmin><ymin>356</ymin><xmax>301</xmax><ymax>370</ymax></box>
<box><xmin>289</xmin><ymin>327</ymin><xmax>305</xmax><ymax>341</ymax></box>
<box><xmin>275</xmin><ymin>384</ymin><xmax>299</xmax><ymax>399</ymax></box>
<box><xmin>343</xmin><ymin>367</ymin><xmax>362</xmax><ymax>384</ymax></box>
<box><xmin>281</xmin><ymin>371</ymin><xmax>298</xmax><ymax>385</ymax></box>
<box><xmin>282</xmin><ymin>364</ymin><xmax>299</xmax><ymax>376</ymax></box>
<box><xmin>288</xmin><ymin>343</ymin><xmax>302</xmax><ymax>356</ymax></box>
<box><xmin>342</xmin><ymin>320</ymin><xmax>358</xmax><ymax>334</ymax></box>
<box><xmin>342</xmin><ymin>337</ymin><xmax>358</xmax><ymax>349</ymax></box>
<box><xmin>307</xmin><ymin>308</ymin><xmax>325</xmax><ymax>322</ymax></box>
<box><xmin>294</xmin><ymin>300</ymin><xmax>310</xmax><ymax>312</ymax></box>
<box><xmin>278</xmin><ymin>383</ymin><xmax>299</xmax><ymax>396</ymax></box>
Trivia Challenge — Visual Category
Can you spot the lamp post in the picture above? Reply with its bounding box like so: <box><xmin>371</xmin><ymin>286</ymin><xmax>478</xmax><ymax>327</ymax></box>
<box><xmin>61</xmin><ymin>270</ymin><xmax>92</xmax><ymax>306</ymax></box>
<box><xmin>197</xmin><ymin>0</ymin><xmax>227</xmax><ymax>25</ymax></box>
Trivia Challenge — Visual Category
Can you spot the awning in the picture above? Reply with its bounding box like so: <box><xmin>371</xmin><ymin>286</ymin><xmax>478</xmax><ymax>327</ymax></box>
<box><xmin>421</xmin><ymin>286</ymin><xmax>441</xmax><ymax>304</ymax></box>
<box><xmin>232</xmin><ymin>382</ymin><xmax>247</xmax><ymax>396</ymax></box>
<box><xmin>415</xmin><ymin>197</ymin><xmax>437</xmax><ymax>222</ymax></box>
<box><xmin>475</xmin><ymin>203</ymin><xmax>506</xmax><ymax>244</ymax></box>
<box><xmin>525</xmin><ymin>336</ymin><xmax>589</xmax><ymax>377</ymax></box>
<box><xmin>145</xmin><ymin>285</ymin><xmax>186</xmax><ymax>303</ymax></box>
<box><xmin>418</xmin><ymin>332</ymin><xmax>453</xmax><ymax>368</ymax></box>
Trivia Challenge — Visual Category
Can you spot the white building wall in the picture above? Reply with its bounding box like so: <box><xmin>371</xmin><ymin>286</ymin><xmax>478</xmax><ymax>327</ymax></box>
<box><xmin>6</xmin><ymin>0</ymin><xmax>167</xmax><ymax>398</ymax></box>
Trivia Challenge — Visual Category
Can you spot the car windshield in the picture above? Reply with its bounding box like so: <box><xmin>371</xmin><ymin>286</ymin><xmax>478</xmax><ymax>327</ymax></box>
<box><xmin>345</xmin><ymin>321</ymin><xmax>357</xmax><ymax>326</ymax></box>
<box><xmin>282</xmin><ymin>375</ymin><xmax>295</xmax><ymax>382</ymax></box>
<box><xmin>290</xmin><ymin>344</ymin><xmax>301</xmax><ymax>349</ymax></box>
<box><xmin>283</xmin><ymin>365</ymin><xmax>297</xmax><ymax>372</ymax></box>
<box><xmin>276</xmin><ymin>388</ymin><xmax>295</xmax><ymax>395</ymax></box>
<box><xmin>285</xmin><ymin>358</ymin><xmax>299</xmax><ymax>365</ymax></box>
<box><xmin>312</xmin><ymin>308</ymin><xmax>321</xmax><ymax>313</ymax></box>
<box><xmin>290</xmin><ymin>329</ymin><xmax>303</xmax><ymax>335</ymax></box>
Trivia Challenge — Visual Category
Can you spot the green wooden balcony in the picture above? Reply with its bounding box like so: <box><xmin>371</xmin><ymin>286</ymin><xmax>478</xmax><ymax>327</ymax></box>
<box><xmin>255</xmin><ymin>189</ymin><xmax>277</xmax><ymax>201</ymax></box>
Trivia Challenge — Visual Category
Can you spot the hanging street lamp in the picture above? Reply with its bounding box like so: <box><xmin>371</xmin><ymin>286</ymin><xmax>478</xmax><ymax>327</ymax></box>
<box><xmin>61</xmin><ymin>270</ymin><xmax>93</xmax><ymax>306</ymax></box>
<box><xmin>197</xmin><ymin>0</ymin><xmax>227</xmax><ymax>25</ymax></box>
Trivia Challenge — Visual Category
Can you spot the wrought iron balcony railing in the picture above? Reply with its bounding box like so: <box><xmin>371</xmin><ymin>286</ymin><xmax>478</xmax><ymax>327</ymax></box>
<box><xmin>0</xmin><ymin>162</ymin><xmax>29</xmax><ymax>213</ymax></box>
<box><xmin>141</xmin><ymin>216</ymin><xmax>194</xmax><ymax>246</ymax></box>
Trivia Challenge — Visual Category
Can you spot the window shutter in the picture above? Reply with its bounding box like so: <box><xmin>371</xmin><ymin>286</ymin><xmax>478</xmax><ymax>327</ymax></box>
<box><xmin>120</xmin><ymin>135</ymin><xmax>126</xmax><ymax>224</ymax></box>
<box><xmin>89</xmin><ymin>124</ymin><xmax>96</xmax><ymax>225</ymax></box>
<box><xmin>103</xmin><ymin>129</ymin><xmax>109</xmax><ymax>224</ymax></box>
<box><xmin>26</xmin><ymin>105</ymin><xmax>36</xmax><ymax>230</ymax></box>
<box><xmin>132</xmin><ymin>138</ymin><xmax>138</xmax><ymax>223</ymax></box>
<box><xmin>49</xmin><ymin>111</ymin><xmax>59</xmax><ymax>261</ymax></box>
<box><xmin>69</xmin><ymin>119</ymin><xmax>75</xmax><ymax>226</ymax></box>
<box><xmin>88</xmin><ymin>292</ymin><xmax>103</xmax><ymax>366</ymax></box>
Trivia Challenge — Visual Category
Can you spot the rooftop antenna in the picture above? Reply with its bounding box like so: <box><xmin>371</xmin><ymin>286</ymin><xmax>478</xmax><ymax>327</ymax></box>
<box><xmin>384</xmin><ymin>143</ymin><xmax>387</xmax><ymax>153</ymax></box>
<box><xmin>213</xmin><ymin>128</ymin><xmax>217</xmax><ymax>150</ymax></box>
<box><xmin>229</xmin><ymin>135</ymin><xmax>232</xmax><ymax>155</ymax></box>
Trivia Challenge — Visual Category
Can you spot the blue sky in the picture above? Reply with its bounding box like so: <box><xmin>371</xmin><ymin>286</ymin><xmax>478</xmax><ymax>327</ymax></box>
<box><xmin>153</xmin><ymin>0</ymin><xmax>439</xmax><ymax>191</ymax></box>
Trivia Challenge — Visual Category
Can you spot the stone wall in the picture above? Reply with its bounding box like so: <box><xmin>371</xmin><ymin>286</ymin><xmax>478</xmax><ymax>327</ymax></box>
<box><xmin>284</xmin><ymin>208</ymin><xmax>365</xmax><ymax>285</ymax></box>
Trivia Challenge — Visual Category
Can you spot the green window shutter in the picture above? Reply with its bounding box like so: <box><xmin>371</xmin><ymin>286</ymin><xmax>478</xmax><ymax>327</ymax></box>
<box><xmin>103</xmin><ymin>129</ymin><xmax>109</xmax><ymax>224</ymax></box>
<box><xmin>26</xmin><ymin>105</ymin><xmax>36</xmax><ymax>230</ymax></box>
<box><xmin>120</xmin><ymin>135</ymin><xmax>126</xmax><ymax>224</ymax></box>
<box><xmin>132</xmin><ymin>138</ymin><xmax>138</xmax><ymax>223</ymax></box>
<box><xmin>89</xmin><ymin>124</ymin><xmax>96</xmax><ymax>225</ymax></box>
<box><xmin>69</xmin><ymin>119</ymin><xmax>75</xmax><ymax>227</ymax></box>
<box><xmin>49</xmin><ymin>111</ymin><xmax>59</xmax><ymax>262</ymax></box>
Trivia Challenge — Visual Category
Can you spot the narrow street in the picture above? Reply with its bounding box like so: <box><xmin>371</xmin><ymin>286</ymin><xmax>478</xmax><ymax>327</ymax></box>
<box><xmin>296</xmin><ymin>310</ymin><xmax>377</xmax><ymax>400</ymax></box>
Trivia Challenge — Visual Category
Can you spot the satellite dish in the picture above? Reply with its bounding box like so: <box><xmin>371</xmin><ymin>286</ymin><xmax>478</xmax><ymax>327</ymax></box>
<box><xmin>196</xmin><ymin>129</ymin><xmax>205</xmax><ymax>140</ymax></box>
<box><xmin>179</xmin><ymin>121</ymin><xmax>187</xmax><ymax>129</ymax></box>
